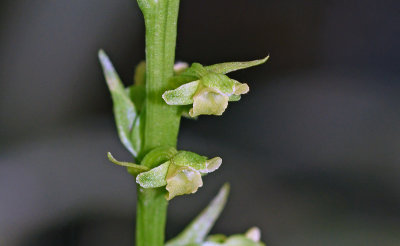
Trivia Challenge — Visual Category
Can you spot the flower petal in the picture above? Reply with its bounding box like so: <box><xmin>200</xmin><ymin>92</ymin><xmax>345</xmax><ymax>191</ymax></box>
<box><xmin>136</xmin><ymin>161</ymin><xmax>170</xmax><ymax>188</ymax></box>
<box><xmin>171</xmin><ymin>151</ymin><xmax>208</xmax><ymax>170</ymax></box>
<box><xmin>174</xmin><ymin>61</ymin><xmax>189</xmax><ymax>74</ymax></box>
<box><xmin>199</xmin><ymin>157</ymin><xmax>222</xmax><ymax>174</ymax></box>
<box><xmin>228</xmin><ymin>94</ymin><xmax>241</xmax><ymax>102</ymax></box>
<box><xmin>205</xmin><ymin>56</ymin><xmax>269</xmax><ymax>75</ymax></box>
<box><xmin>166</xmin><ymin>165</ymin><xmax>203</xmax><ymax>200</ymax></box>
<box><xmin>201</xmin><ymin>73</ymin><xmax>235</xmax><ymax>95</ymax></box>
<box><xmin>232</xmin><ymin>80</ymin><xmax>249</xmax><ymax>95</ymax></box>
<box><xmin>190</xmin><ymin>88</ymin><xmax>229</xmax><ymax>117</ymax></box>
<box><xmin>163</xmin><ymin>81</ymin><xmax>200</xmax><ymax>105</ymax></box>
<box><xmin>245</xmin><ymin>227</ymin><xmax>261</xmax><ymax>242</ymax></box>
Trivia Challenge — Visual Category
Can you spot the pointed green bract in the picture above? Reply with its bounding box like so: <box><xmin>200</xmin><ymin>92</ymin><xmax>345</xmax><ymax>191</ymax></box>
<box><xmin>165</xmin><ymin>183</ymin><xmax>230</xmax><ymax>246</ymax></box>
<box><xmin>205</xmin><ymin>56</ymin><xmax>269</xmax><ymax>75</ymax></box>
<box><xmin>136</xmin><ymin>162</ymin><xmax>170</xmax><ymax>188</ymax></box>
<box><xmin>107</xmin><ymin>152</ymin><xmax>149</xmax><ymax>175</ymax></box>
<box><xmin>99</xmin><ymin>50</ymin><xmax>138</xmax><ymax>156</ymax></box>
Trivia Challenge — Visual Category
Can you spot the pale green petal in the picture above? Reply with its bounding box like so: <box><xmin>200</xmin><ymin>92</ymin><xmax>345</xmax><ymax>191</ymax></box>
<box><xmin>136</xmin><ymin>161</ymin><xmax>170</xmax><ymax>188</ymax></box>
<box><xmin>228</xmin><ymin>94</ymin><xmax>241</xmax><ymax>102</ymax></box>
<box><xmin>232</xmin><ymin>80</ymin><xmax>249</xmax><ymax>95</ymax></box>
<box><xmin>107</xmin><ymin>152</ymin><xmax>149</xmax><ymax>176</ymax></box>
<box><xmin>166</xmin><ymin>165</ymin><xmax>203</xmax><ymax>200</ymax></box>
<box><xmin>245</xmin><ymin>227</ymin><xmax>261</xmax><ymax>242</ymax></box>
<box><xmin>174</xmin><ymin>62</ymin><xmax>189</xmax><ymax>74</ymax></box>
<box><xmin>98</xmin><ymin>50</ymin><xmax>137</xmax><ymax>156</ymax></box>
<box><xmin>163</xmin><ymin>81</ymin><xmax>200</xmax><ymax>105</ymax></box>
<box><xmin>199</xmin><ymin>157</ymin><xmax>222</xmax><ymax>174</ymax></box>
<box><xmin>180</xmin><ymin>105</ymin><xmax>198</xmax><ymax>119</ymax></box>
<box><xmin>171</xmin><ymin>151</ymin><xmax>207</xmax><ymax>170</ymax></box>
<box><xmin>200</xmin><ymin>73</ymin><xmax>235</xmax><ymax>94</ymax></box>
<box><xmin>223</xmin><ymin>235</ymin><xmax>265</xmax><ymax>246</ymax></box>
<box><xmin>205</xmin><ymin>56</ymin><xmax>269</xmax><ymax>75</ymax></box>
<box><xmin>190</xmin><ymin>88</ymin><xmax>229</xmax><ymax>117</ymax></box>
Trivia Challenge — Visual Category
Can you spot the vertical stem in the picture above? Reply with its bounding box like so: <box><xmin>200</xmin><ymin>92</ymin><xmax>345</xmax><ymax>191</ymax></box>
<box><xmin>136</xmin><ymin>187</ymin><xmax>168</xmax><ymax>246</ymax></box>
<box><xmin>136</xmin><ymin>0</ymin><xmax>181</xmax><ymax>245</ymax></box>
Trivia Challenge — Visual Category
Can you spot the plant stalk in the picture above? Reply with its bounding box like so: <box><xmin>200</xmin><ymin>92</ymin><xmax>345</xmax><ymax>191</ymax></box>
<box><xmin>136</xmin><ymin>0</ymin><xmax>181</xmax><ymax>245</ymax></box>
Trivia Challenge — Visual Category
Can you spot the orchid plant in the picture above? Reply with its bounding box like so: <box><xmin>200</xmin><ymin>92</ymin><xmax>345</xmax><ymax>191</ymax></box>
<box><xmin>99</xmin><ymin>0</ymin><xmax>268</xmax><ymax>245</ymax></box>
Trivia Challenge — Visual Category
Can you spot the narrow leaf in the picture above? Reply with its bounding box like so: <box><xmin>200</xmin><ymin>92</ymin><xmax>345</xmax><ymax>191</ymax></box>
<box><xmin>107</xmin><ymin>152</ymin><xmax>149</xmax><ymax>175</ymax></box>
<box><xmin>205</xmin><ymin>56</ymin><xmax>269</xmax><ymax>75</ymax></box>
<box><xmin>130</xmin><ymin>115</ymin><xmax>142</xmax><ymax>157</ymax></box>
<box><xmin>99</xmin><ymin>50</ymin><xmax>137</xmax><ymax>156</ymax></box>
<box><xmin>165</xmin><ymin>183</ymin><xmax>230</xmax><ymax>246</ymax></box>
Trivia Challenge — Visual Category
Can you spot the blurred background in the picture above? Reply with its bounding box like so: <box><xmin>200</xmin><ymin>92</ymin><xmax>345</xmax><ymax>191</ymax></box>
<box><xmin>1</xmin><ymin>0</ymin><xmax>400</xmax><ymax>245</ymax></box>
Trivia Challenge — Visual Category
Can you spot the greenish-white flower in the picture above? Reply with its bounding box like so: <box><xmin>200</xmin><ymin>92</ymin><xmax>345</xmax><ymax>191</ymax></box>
<box><xmin>201</xmin><ymin>227</ymin><xmax>264</xmax><ymax>246</ymax></box>
<box><xmin>162</xmin><ymin>57</ymin><xmax>268</xmax><ymax>117</ymax></box>
<box><xmin>136</xmin><ymin>150</ymin><xmax>222</xmax><ymax>200</ymax></box>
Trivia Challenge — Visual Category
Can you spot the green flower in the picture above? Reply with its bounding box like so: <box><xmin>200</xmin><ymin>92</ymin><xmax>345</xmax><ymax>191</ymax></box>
<box><xmin>162</xmin><ymin>57</ymin><xmax>268</xmax><ymax>117</ymax></box>
<box><xmin>202</xmin><ymin>227</ymin><xmax>264</xmax><ymax>246</ymax></box>
<box><xmin>136</xmin><ymin>150</ymin><xmax>222</xmax><ymax>200</ymax></box>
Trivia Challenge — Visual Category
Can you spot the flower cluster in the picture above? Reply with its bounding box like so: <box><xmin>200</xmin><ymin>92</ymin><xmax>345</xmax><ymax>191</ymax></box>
<box><xmin>201</xmin><ymin>227</ymin><xmax>264</xmax><ymax>246</ymax></box>
<box><xmin>163</xmin><ymin>57</ymin><xmax>268</xmax><ymax>117</ymax></box>
<box><xmin>106</xmin><ymin>147</ymin><xmax>221</xmax><ymax>200</ymax></box>
<box><xmin>136</xmin><ymin>150</ymin><xmax>222</xmax><ymax>200</ymax></box>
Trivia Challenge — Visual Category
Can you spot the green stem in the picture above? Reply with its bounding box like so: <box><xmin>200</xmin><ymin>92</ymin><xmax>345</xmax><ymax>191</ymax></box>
<box><xmin>136</xmin><ymin>0</ymin><xmax>181</xmax><ymax>245</ymax></box>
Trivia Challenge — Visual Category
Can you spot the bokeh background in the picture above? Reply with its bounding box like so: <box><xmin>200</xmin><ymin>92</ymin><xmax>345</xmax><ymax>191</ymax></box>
<box><xmin>1</xmin><ymin>0</ymin><xmax>400</xmax><ymax>245</ymax></box>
